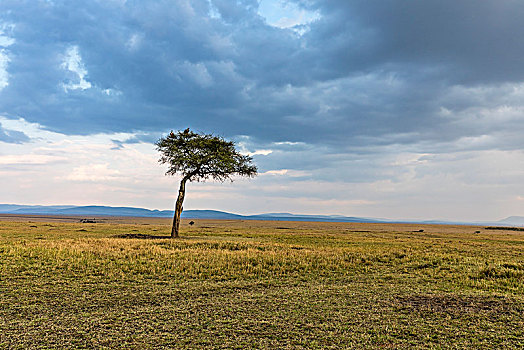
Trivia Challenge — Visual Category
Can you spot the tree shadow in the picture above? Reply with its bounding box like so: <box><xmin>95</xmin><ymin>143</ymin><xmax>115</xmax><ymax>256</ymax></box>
<box><xmin>114</xmin><ymin>233</ymin><xmax>172</xmax><ymax>239</ymax></box>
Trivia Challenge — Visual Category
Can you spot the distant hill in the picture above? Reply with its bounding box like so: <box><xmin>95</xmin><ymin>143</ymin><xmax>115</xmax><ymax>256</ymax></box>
<box><xmin>498</xmin><ymin>216</ymin><xmax>524</xmax><ymax>226</ymax></box>
<box><xmin>0</xmin><ymin>204</ymin><xmax>520</xmax><ymax>226</ymax></box>
<box><xmin>0</xmin><ymin>205</ymin><xmax>172</xmax><ymax>217</ymax></box>
<box><xmin>248</xmin><ymin>212</ymin><xmax>385</xmax><ymax>223</ymax></box>
<box><xmin>0</xmin><ymin>204</ymin><xmax>387</xmax><ymax>222</ymax></box>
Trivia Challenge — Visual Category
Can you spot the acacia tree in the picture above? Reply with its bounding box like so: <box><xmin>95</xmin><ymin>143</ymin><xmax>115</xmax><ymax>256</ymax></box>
<box><xmin>156</xmin><ymin>128</ymin><xmax>257</xmax><ymax>238</ymax></box>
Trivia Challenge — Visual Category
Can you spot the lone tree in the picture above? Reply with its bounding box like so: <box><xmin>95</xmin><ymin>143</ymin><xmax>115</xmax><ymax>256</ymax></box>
<box><xmin>156</xmin><ymin>128</ymin><xmax>257</xmax><ymax>238</ymax></box>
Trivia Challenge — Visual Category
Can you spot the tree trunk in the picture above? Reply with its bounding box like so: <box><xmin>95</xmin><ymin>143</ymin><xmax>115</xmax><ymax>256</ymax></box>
<box><xmin>171</xmin><ymin>178</ymin><xmax>187</xmax><ymax>238</ymax></box>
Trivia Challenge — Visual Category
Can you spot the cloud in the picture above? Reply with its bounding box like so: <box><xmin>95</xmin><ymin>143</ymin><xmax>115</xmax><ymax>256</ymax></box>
<box><xmin>0</xmin><ymin>154</ymin><xmax>64</xmax><ymax>165</ymax></box>
<box><xmin>0</xmin><ymin>0</ymin><xmax>521</xmax><ymax>153</ymax></box>
<box><xmin>0</xmin><ymin>124</ymin><xmax>30</xmax><ymax>143</ymax></box>
<box><xmin>0</xmin><ymin>49</ymin><xmax>9</xmax><ymax>90</ymax></box>
<box><xmin>61</xmin><ymin>46</ymin><xmax>92</xmax><ymax>92</ymax></box>
<box><xmin>2</xmin><ymin>1</ymin><xmax>524</xmax><ymax>220</ymax></box>
<box><xmin>0</xmin><ymin>22</ymin><xmax>14</xmax><ymax>91</ymax></box>
<box><xmin>64</xmin><ymin>163</ymin><xmax>122</xmax><ymax>182</ymax></box>
<box><xmin>262</xmin><ymin>169</ymin><xmax>310</xmax><ymax>177</ymax></box>
<box><xmin>258</xmin><ymin>0</ymin><xmax>320</xmax><ymax>31</ymax></box>
<box><xmin>0</xmin><ymin>0</ymin><xmax>520</xmax><ymax>162</ymax></box>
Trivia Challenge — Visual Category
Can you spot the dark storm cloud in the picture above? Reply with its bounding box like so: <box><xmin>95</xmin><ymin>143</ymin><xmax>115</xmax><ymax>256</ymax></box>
<box><xmin>1</xmin><ymin>0</ymin><xmax>523</xmax><ymax>157</ymax></box>
<box><xmin>300</xmin><ymin>0</ymin><xmax>524</xmax><ymax>83</ymax></box>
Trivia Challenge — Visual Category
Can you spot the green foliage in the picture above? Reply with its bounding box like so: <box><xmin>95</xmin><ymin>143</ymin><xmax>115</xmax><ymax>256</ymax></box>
<box><xmin>156</xmin><ymin>128</ymin><xmax>257</xmax><ymax>182</ymax></box>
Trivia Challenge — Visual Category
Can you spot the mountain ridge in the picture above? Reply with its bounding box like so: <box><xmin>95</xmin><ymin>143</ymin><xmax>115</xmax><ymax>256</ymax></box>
<box><xmin>0</xmin><ymin>204</ymin><xmax>520</xmax><ymax>226</ymax></box>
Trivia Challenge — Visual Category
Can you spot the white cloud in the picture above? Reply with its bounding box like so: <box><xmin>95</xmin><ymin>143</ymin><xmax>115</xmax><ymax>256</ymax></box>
<box><xmin>263</xmin><ymin>169</ymin><xmax>310</xmax><ymax>177</ymax></box>
<box><xmin>207</xmin><ymin>0</ymin><xmax>221</xmax><ymax>19</ymax></box>
<box><xmin>0</xmin><ymin>154</ymin><xmax>66</xmax><ymax>165</ymax></box>
<box><xmin>0</xmin><ymin>50</ymin><xmax>10</xmax><ymax>90</ymax></box>
<box><xmin>236</xmin><ymin>138</ymin><xmax>273</xmax><ymax>156</ymax></box>
<box><xmin>0</xmin><ymin>35</ymin><xmax>14</xmax><ymax>47</ymax></box>
<box><xmin>0</xmin><ymin>22</ymin><xmax>15</xmax><ymax>47</ymax></box>
<box><xmin>61</xmin><ymin>46</ymin><xmax>92</xmax><ymax>92</ymax></box>
<box><xmin>264</xmin><ymin>169</ymin><xmax>288</xmax><ymax>175</ymax></box>
<box><xmin>0</xmin><ymin>116</ymin><xmax>179</xmax><ymax>208</ymax></box>
<box><xmin>64</xmin><ymin>163</ymin><xmax>122</xmax><ymax>182</ymax></box>
<box><xmin>102</xmin><ymin>88</ymin><xmax>123</xmax><ymax>96</ymax></box>
<box><xmin>126</xmin><ymin>33</ymin><xmax>143</xmax><ymax>51</ymax></box>
<box><xmin>0</xmin><ymin>23</ymin><xmax>14</xmax><ymax>90</ymax></box>
<box><xmin>251</xmin><ymin>149</ymin><xmax>273</xmax><ymax>156</ymax></box>
<box><xmin>258</xmin><ymin>0</ymin><xmax>320</xmax><ymax>28</ymax></box>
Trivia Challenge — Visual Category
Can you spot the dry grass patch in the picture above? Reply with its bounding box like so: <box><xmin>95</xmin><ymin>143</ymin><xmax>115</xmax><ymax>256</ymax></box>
<box><xmin>1</xmin><ymin>218</ymin><xmax>524</xmax><ymax>348</ymax></box>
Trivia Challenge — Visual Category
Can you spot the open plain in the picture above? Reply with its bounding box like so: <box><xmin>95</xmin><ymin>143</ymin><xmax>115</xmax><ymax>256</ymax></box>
<box><xmin>1</xmin><ymin>215</ymin><xmax>523</xmax><ymax>348</ymax></box>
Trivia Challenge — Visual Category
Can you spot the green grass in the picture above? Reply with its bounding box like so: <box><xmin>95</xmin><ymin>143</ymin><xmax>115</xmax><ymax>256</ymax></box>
<box><xmin>1</xmin><ymin>219</ymin><xmax>523</xmax><ymax>348</ymax></box>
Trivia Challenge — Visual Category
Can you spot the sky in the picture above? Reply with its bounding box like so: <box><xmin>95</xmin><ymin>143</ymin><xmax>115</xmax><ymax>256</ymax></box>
<box><xmin>1</xmin><ymin>0</ymin><xmax>524</xmax><ymax>221</ymax></box>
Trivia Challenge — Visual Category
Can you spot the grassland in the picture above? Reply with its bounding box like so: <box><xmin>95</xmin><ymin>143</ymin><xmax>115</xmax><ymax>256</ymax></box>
<box><xmin>1</xmin><ymin>215</ymin><xmax>523</xmax><ymax>349</ymax></box>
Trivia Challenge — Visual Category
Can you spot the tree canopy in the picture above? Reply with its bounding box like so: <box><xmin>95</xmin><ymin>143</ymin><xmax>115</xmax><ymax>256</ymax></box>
<box><xmin>156</xmin><ymin>128</ymin><xmax>257</xmax><ymax>182</ymax></box>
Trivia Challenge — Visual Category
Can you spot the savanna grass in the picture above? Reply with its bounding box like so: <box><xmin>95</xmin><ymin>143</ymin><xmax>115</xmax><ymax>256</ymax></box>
<box><xmin>1</xmin><ymin>218</ymin><xmax>523</xmax><ymax>348</ymax></box>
